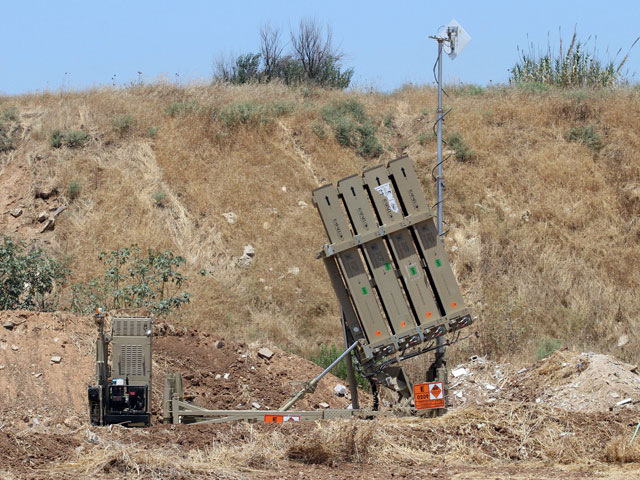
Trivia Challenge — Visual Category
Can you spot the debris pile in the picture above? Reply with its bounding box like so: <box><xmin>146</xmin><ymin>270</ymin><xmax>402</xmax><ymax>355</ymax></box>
<box><xmin>449</xmin><ymin>349</ymin><xmax>640</xmax><ymax>413</ymax></box>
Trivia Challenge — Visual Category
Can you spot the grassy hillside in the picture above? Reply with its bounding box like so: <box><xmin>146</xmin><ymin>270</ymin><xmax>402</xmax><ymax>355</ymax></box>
<box><xmin>1</xmin><ymin>83</ymin><xmax>639</xmax><ymax>363</ymax></box>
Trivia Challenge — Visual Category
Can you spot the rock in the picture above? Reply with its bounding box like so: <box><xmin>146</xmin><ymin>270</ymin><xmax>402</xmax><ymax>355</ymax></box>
<box><xmin>86</xmin><ymin>431</ymin><xmax>99</xmax><ymax>443</ymax></box>
<box><xmin>52</xmin><ymin>205</ymin><xmax>67</xmax><ymax>218</ymax></box>
<box><xmin>319</xmin><ymin>402</ymin><xmax>330</xmax><ymax>409</ymax></box>
<box><xmin>334</xmin><ymin>384</ymin><xmax>347</xmax><ymax>397</ymax></box>
<box><xmin>251</xmin><ymin>402</ymin><xmax>261</xmax><ymax>409</ymax></box>
<box><xmin>37</xmin><ymin>211</ymin><xmax>48</xmax><ymax>223</ymax></box>
<box><xmin>3</xmin><ymin>320</ymin><xmax>15</xmax><ymax>330</ymax></box>
<box><xmin>263</xmin><ymin>222</ymin><xmax>270</xmax><ymax>230</ymax></box>
<box><xmin>297</xmin><ymin>200</ymin><xmax>308</xmax><ymax>209</ymax></box>
<box><xmin>11</xmin><ymin>345</ymin><xmax>19</xmax><ymax>351</ymax></box>
<box><xmin>223</xmin><ymin>373</ymin><xmax>230</xmax><ymax>380</ymax></box>
<box><xmin>616</xmin><ymin>398</ymin><xmax>632</xmax><ymax>406</ymax></box>
<box><xmin>41</xmin><ymin>218</ymin><xmax>55</xmax><ymax>232</ymax></box>
<box><xmin>485</xmin><ymin>384</ymin><xmax>496</xmax><ymax>390</ymax></box>
<box><xmin>32</xmin><ymin>418</ymin><xmax>40</xmax><ymax>426</ymax></box>
<box><xmin>215</xmin><ymin>340</ymin><xmax>224</xmax><ymax>349</ymax></box>
<box><xmin>288</xmin><ymin>267</ymin><xmax>299</xmax><ymax>276</ymax></box>
<box><xmin>236</xmin><ymin>245</ymin><xmax>255</xmax><ymax>268</ymax></box>
<box><xmin>50</xmin><ymin>355</ymin><xmax>62</xmax><ymax>363</ymax></box>
<box><xmin>452</xmin><ymin>367</ymin><xmax>468</xmax><ymax>377</ymax></box>
<box><xmin>281</xmin><ymin>186</ymin><xmax>287</xmax><ymax>192</ymax></box>
<box><xmin>215</xmin><ymin>374</ymin><xmax>222</xmax><ymax>380</ymax></box>
<box><xmin>258</xmin><ymin>347</ymin><xmax>274</xmax><ymax>360</ymax></box>
<box><xmin>0</xmin><ymin>365</ymin><xmax>5</xmax><ymax>370</ymax></box>
<box><xmin>222</xmin><ymin>212</ymin><xmax>237</xmax><ymax>224</ymax></box>
<box><xmin>618</xmin><ymin>335</ymin><xmax>629</xmax><ymax>347</ymax></box>
<box><xmin>9</xmin><ymin>208</ymin><xmax>22</xmax><ymax>218</ymax></box>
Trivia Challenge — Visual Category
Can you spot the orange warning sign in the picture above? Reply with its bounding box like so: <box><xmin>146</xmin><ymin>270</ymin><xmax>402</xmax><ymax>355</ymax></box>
<box><xmin>264</xmin><ymin>414</ymin><xmax>301</xmax><ymax>423</ymax></box>
<box><xmin>413</xmin><ymin>381</ymin><xmax>445</xmax><ymax>410</ymax></box>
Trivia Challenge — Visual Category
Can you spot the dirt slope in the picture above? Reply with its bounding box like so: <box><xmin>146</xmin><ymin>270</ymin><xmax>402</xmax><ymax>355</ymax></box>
<box><xmin>1</xmin><ymin>84</ymin><xmax>640</xmax><ymax>364</ymax></box>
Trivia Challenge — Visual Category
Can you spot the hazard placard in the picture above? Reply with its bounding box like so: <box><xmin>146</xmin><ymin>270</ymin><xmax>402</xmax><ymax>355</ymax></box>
<box><xmin>413</xmin><ymin>381</ymin><xmax>445</xmax><ymax>409</ymax></box>
<box><xmin>264</xmin><ymin>414</ymin><xmax>301</xmax><ymax>423</ymax></box>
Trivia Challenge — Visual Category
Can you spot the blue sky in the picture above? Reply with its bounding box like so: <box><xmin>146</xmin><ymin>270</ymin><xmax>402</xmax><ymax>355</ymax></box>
<box><xmin>2</xmin><ymin>0</ymin><xmax>639</xmax><ymax>95</ymax></box>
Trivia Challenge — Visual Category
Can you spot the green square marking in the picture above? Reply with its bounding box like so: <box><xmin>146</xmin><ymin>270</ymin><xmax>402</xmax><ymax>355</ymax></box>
<box><xmin>361</xmin><ymin>286</ymin><xmax>368</xmax><ymax>295</ymax></box>
<box><xmin>384</xmin><ymin>262</ymin><xmax>392</xmax><ymax>271</ymax></box>
<box><xmin>409</xmin><ymin>266</ymin><xmax>417</xmax><ymax>276</ymax></box>
<box><xmin>435</xmin><ymin>258</ymin><xmax>442</xmax><ymax>268</ymax></box>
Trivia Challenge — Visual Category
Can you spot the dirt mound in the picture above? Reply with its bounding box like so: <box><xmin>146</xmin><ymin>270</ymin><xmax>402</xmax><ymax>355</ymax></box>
<box><xmin>0</xmin><ymin>310</ymin><xmax>361</xmax><ymax>432</ymax></box>
<box><xmin>449</xmin><ymin>349</ymin><xmax>640</xmax><ymax>413</ymax></box>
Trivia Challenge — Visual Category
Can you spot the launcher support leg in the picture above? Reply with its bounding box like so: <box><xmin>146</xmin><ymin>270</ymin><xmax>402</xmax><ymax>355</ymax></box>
<box><xmin>341</xmin><ymin>308</ymin><xmax>359</xmax><ymax>410</ymax></box>
<box><xmin>427</xmin><ymin>353</ymin><xmax>448</xmax><ymax>416</ymax></box>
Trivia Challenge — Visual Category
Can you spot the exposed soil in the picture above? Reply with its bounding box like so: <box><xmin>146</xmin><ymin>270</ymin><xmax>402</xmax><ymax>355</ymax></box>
<box><xmin>2</xmin><ymin>310</ymin><xmax>640</xmax><ymax>479</ymax></box>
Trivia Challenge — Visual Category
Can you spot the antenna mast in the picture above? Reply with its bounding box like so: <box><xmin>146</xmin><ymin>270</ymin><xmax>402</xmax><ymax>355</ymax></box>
<box><xmin>428</xmin><ymin>19</ymin><xmax>471</xmax><ymax>413</ymax></box>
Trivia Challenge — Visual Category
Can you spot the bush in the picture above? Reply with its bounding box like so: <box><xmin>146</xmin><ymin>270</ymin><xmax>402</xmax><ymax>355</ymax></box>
<box><xmin>51</xmin><ymin>129</ymin><xmax>88</xmax><ymax>149</ymax></box>
<box><xmin>217</xmin><ymin>101</ymin><xmax>294</xmax><ymax>129</ymax></box>
<box><xmin>0</xmin><ymin>236</ymin><xmax>69</xmax><ymax>311</ymax></box>
<box><xmin>322</xmin><ymin>100</ymin><xmax>383</xmax><ymax>158</ymax></box>
<box><xmin>64</xmin><ymin>130</ymin><xmax>89</xmax><ymax>148</ymax></box>
<box><xmin>165</xmin><ymin>101</ymin><xmax>198</xmax><ymax>117</ymax></box>
<box><xmin>146</xmin><ymin>126</ymin><xmax>159</xmax><ymax>138</ymax></box>
<box><xmin>71</xmin><ymin>245</ymin><xmax>191</xmax><ymax>316</ymax></box>
<box><xmin>383</xmin><ymin>112</ymin><xmax>394</xmax><ymax>128</ymax></box>
<box><xmin>446</xmin><ymin>131</ymin><xmax>473</xmax><ymax>161</ymax></box>
<box><xmin>509</xmin><ymin>30</ymin><xmax>637</xmax><ymax>88</ymax></box>
<box><xmin>0</xmin><ymin>128</ymin><xmax>13</xmax><ymax>152</ymax></box>
<box><xmin>50</xmin><ymin>130</ymin><xmax>64</xmax><ymax>148</ymax></box>
<box><xmin>417</xmin><ymin>131</ymin><xmax>434</xmax><ymax>146</ymax></box>
<box><xmin>536</xmin><ymin>337</ymin><xmax>563</xmax><ymax>360</ymax></box>
<box><xmin>565</xmin><ymin>125</ymin><xmax>603</xmax><ymax>152</ymax></box>
<box><xmin>112</xmin><ymin>113</ymin><xmax>137</xmax><ymax>135</ymax></box>
<box><xmin>2</xmin><ymin>106</ymin><xmax>18</xmax><ymax>122</ymax></box>
<box><xmin>310</xmin><ymin>344</ymin><xmax>370</xmax><ymax>391</ymax></box>
<box><xmin>152</xmin><ymin>190</ymin><xmax>166</xmax><ymax>206</ymax></box>
<box><xmin>68</xmin><ymin>181</ymin><xmax>80</xmax><ymax>201</ymax></box>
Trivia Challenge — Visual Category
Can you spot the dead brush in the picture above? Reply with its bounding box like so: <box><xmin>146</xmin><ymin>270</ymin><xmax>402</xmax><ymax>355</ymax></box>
<box><xmin>604</xmin><ymin>435</ymin><xmax>640</xmax><ymax>463</ymax></box>
<box><xmin>286</xmin><ymin>420</ymin><xmax>378</xmax><ymax>465</ymax></box>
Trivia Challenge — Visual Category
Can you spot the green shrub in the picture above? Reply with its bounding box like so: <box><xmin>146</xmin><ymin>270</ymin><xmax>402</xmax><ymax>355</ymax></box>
<box><xmin>321</xmin><ymin>100</ymin><xmax>383</xmax><ymax>158</ymax></box>
<box><xmin>217</xmin><ymin>101</ymin><xmax>295</xmax><ymax>129</ymax></box>
<box><xmin>50</xmin><ymin>130</ymin><xmax>64</xmax><ymax>148</ymax></box>
<box><xmin>146</xmin><ymin>126</ymin><xmax>159</xmax><ymax>138</ymax></box>
<box><xmin>165</xmin><ymin>101</ymin><xmax>198</xmax><ymax>117</ymax></box>
<box><xmin>0</xmin><ymin>236</ymin><xmax>69</xmax><ymax>311</ymax></box>
<box><xmin>2</xmin><ymin>106</ymin><xmax>18</xmax><ymax>122</ymax></box>
<box><xmin>67</xmin><ymin>181</ymin><xmax>80</xmax><ymax>201</ymax></box>
<box><xmin>152</xmin><ymin>190</ymin><xmax>166</xmax><ymax>206</ymax></box>
<box><xmin>383</xmin><ymin>112</ymin><xmax>395</xmax><ymax>128</ymax></box>
<box><xmin>312</xmin><ymin>122</ymin><xmax>326</xmax><ymax>138</ymax></box>
<box><xmin>112</xmin><ymin>113</ymin><xmax>137</xmax><ymax>135</ymax></box>
<box><xmin>418</xmin><ymin>131</ymin><xmax>434</xmax><ymax>146</ymax></box>
<box><xmin>64</xmin><ymin>130</ymin><xmax>88</xmax><ymax>148</ymax></box>
<box><xmin>565</xmin><ymin>125</ymin><xmax>603</xmax><ymax>151</ymax></box>
<box><xmin>446</xmin><ymin>131</ymin><xmax>473</xmax><ymax>161</ymax></box>
<box><xmin>71</xmin><ymin>245</ymin><xmax>191</xmax><ymax>316</ymax></box>
<box><xmin>536</xmin><ymin>337</ymin><xmax>563</xmax><ymax>360</ymax></box>
<box><xmin>310</xmin><ymin>344</ymin><xmax>370</xmax><ymax>391</ymax></box>
<box><xmin>509</xmin><ymin>30</ymin><xmax>635</xmax><ymax>88</ymax></box>
<box><xmin>0</xmin><ymin>128</ymin><xmax>13</xmax><ymax>152</ymax></box>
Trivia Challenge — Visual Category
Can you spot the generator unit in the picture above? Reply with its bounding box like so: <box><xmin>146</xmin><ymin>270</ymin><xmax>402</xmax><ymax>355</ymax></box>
<box><xmin>88</xmin><ymin>311</ymin><xmax>152</xmax><ymax>427</ymax></box>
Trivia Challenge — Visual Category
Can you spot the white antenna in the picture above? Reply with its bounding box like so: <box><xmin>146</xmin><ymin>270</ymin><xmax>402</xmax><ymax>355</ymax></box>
<box><xmin>428</xmin><ymin>19</ymin><xmax>471</xmax><ymax>413</ymax></box>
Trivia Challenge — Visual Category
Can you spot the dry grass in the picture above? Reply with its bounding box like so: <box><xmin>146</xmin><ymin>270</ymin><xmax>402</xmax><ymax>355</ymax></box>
<box><xmin>44</xmin><ymin>403</ymin><xmax>636</xmax><ymax>478</ymax></box>
<box><xmin>2</xmin><ymin>83</ymin><xmax>640</xmax><ymax>364</ymax></box>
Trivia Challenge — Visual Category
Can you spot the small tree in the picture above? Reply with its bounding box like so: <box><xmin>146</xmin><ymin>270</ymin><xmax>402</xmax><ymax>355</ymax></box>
<box><xmin>0</xmin><ymin>236</ymin><xmax>69</xmax><ymax>311</ymax></box>
<box><xmin>71</xmin><ymin>245</ymin><xmax>191</xmax><ymax>315</ymax></box>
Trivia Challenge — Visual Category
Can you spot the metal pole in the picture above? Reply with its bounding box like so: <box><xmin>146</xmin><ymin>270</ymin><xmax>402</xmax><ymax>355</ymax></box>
<box><xmin>434</xmin><ymin>38</ymin><xmax>447</xmax><ymax>414</ymax></box>
<box><xmin>436</xmin><ymin>39</ymin><xmax>444</xmax><ymax>238</ymax></box>
<box><xmin>341</xmin><ymin>307</ymin><xmax>360</xmax><ymax>409</ymax></box>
